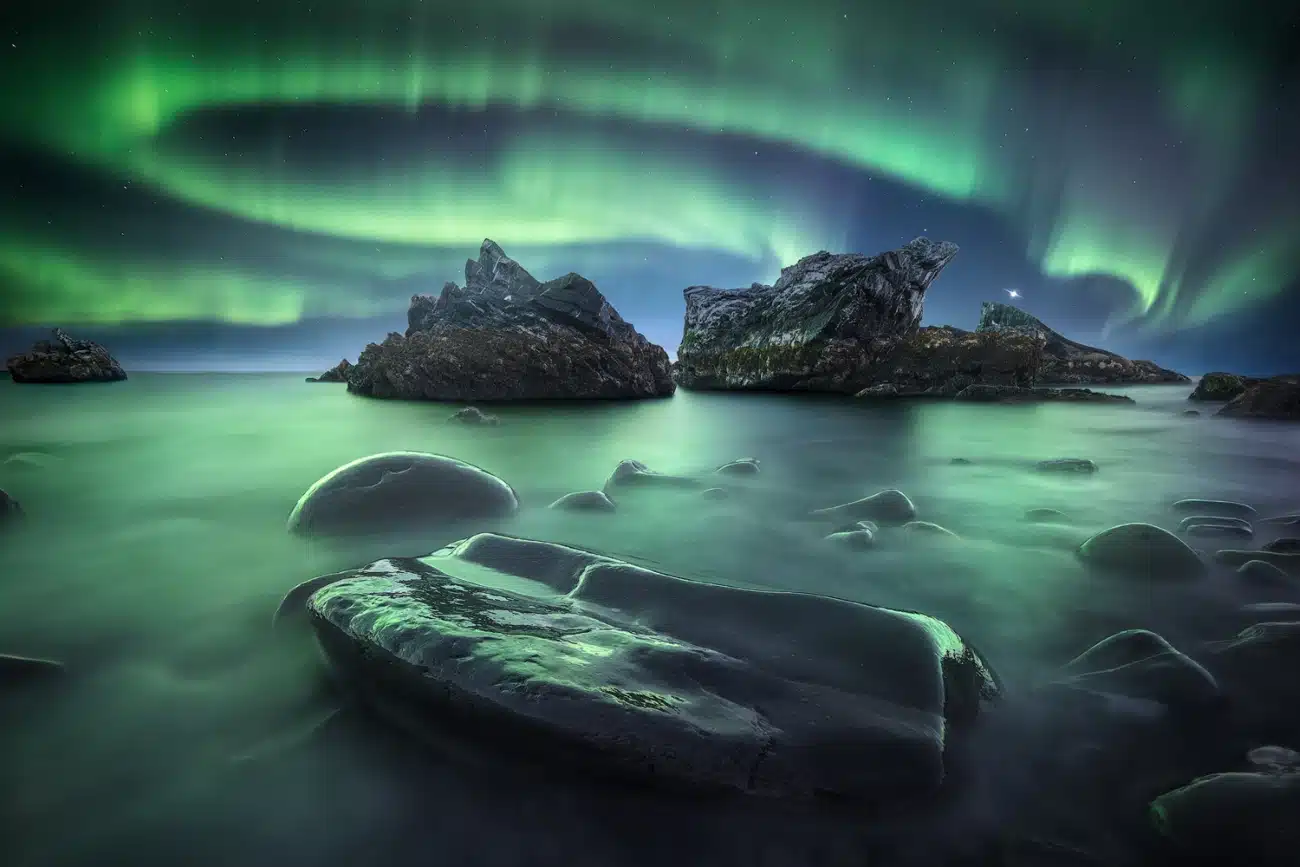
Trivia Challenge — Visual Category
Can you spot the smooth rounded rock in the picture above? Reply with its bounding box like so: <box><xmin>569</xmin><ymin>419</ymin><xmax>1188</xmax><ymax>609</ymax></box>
<box><xmin>1076</xmin><ymin>523</ymin><xmax>1206</xmax><ymax>579</ymax></box>
<box><xmin>1035</xmin><ymin>458</ymin><xmax>1098</xmax><ymax>474</ymax></box>
<box><xmin>1182</xmin><ymin>409</ymin><xmax>1200</xmax><ymax>416</ymax></box>
<box><xmin>1237</xmin><ymin>560</ymin><xmax>1293</xmax><ymax>585</ymax></box>
<box><xmin>824</xmin><ymin>529</ymin><xmax>876</xmax><ymax>550</ymax></box>
<box><xmin>548</xmin><ymin>491</ymin><xmax>616</xmax><ymax>513</ymax></box>
<box><xmin>603</xmin><ymin>459</ymin><xmax>699</xmax><ymax>491</ymax></box>
<box><xmin>700</xmin><ymin>487</ymin><xmax>730</xmax><ymax>501</ymax></box>
<box><xmin>1172</xmin><ymin>498</ymin><xmax>1257</xmax><ymax>518</ymax></box>
<box><xmin>1215</xmin><ymin>550</ymin><xmax>1300</xmax><ymax>574</ymax></box>
<box><xmin>1150</xmin><ymin>772</ymin><xmax>1300</xmax><ymax>866</ymax></box>
<box><xmin>812</xmin><ymin>489</ymin><xmax>917</xmax><ymax>525</ymax></box>
<box><xmin>1264</xmin><ymin>537</ymin><xmax>1300</xmax><ymax>554</ymax></box>
<box><xmin>715</xmin><ymin>458</ymin><xmax>760</xmax><ymax>476</ymax></box>
<box><xmin>1177</xmin><ymin>515</ymin><xmax>1252</xmax><ymax>532</ymax></box>
<box><xmin>0</xmin><ymin>489</ymin><xmax>22</xmax><ymax>525</ymax></box>
<box><xmin>1024</xmin><ymin>507</ymin><xmax>1069</xmax><ymax>523</ymax></box>
<box><xmin>0</xmin><ymin>653</ymin><xmax>66</xmax><ymax>685</ymax></box>
<box><xmin>1184</xmin><ymin>523</ymin><xmax>1254</xmax><ymax>540</ymax></box>
<box><xmin>287</xmin><ymin>452</ymin><xmax>518</xmax><ymax>537</ymax></box>
<box><xmin>1261</xmin><ymin>514</ymin><xmax>1300</xmax><ymax>526</ymax></box>
<box><xmin>448</xmin><ymin>406</ymin><xmax>500</xmax><ymax>426</ymax></box>
<box><xmin>1057</xmin><ymin>629</ymin><xmax>1219</xmax><ymax>707</ymax></box>
<box><xmin>832</xmin><ymin>520</ymin><xmax>879</xmax><ymax>535</ymax></box>
<box><xmin>901</xmin><ymin>521</ymin><xmax>959</xmax><ymax>538</ymax></box>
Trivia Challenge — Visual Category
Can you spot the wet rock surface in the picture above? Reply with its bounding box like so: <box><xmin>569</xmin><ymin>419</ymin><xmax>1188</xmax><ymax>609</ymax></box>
<box><xmin>304</xmin><ymin>533</ymin><xmax>1000</xmax><ymax>801</ymax></box>
<box><xmin>1076</xmin><ymin>523</ymin><xmax>1206</xmax><ymax>580</ymax></box>
<box><xmin>347</xmin><ymin>241</ymin><xmax>674</xmax><ymax>400</ymax></box>
<box><xmin>852</xmin><ymin>325</ymin><xmax>1044</xmax><ymax>398</ymax></box>
<box><xmin>286</xmin><ymin>452</ymin><xmax>519</xmax><ymax>537</ymax></box>
<box><xmin>5</xmin><ymin>328</ymin><xmax>127</xmax><ymax>383</ymax></box>
<box><xmin>1216</xmin><ymin>375</ymin><xmax>1300</xmax><ymax>420</ymax></box>
<box><xmin>811</xmin><ymin>489</ymin><xmax>917</xmax><ymax>525</ymax></box>
<box><xmin>306</xmin><ymin>358</ymin><xmax>352</xmax><ymax>383</ymax></box>
<box><xmin>1188</xmin><ymin>372</ymin><xmax>1261</xmax><ymax>401</ymax></box>
<box><xmin>547</xmin><ymin>491</ymin><xmax>616</xmax><ymax>513</ymax></box>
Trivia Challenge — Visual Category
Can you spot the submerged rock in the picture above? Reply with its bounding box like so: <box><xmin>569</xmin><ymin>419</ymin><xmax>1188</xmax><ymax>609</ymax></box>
<box><xmin>1182</xmin><ymin>409</ymin><xmax>1200</xmax><ymax>416</ymax></box>
<box><xmin>824</xmin><ymin>529</ymin><xmax>876</xmax><ymax>550</ymax></box>
<box><xmin>953</xmin><ymin>384</ymin><xmax>1134</xmax><ymax>404</ymax></box>
<box><xmin>602</xmin><ymin>459</ymin><xmax>699</xmax><ymax>491</ymax></box>
<box><xmin>1150</xmin><ymin>771</ymin><xmax>1300</xmax><ymax>866</ymax></box>
<box><xmin>674</xmin><ymin>237</ymin><xmax>959</xmax><ymax>392</ymax></box>
<box><xmin>1177</xmin><ymin>515</ymin><xmax>1252</xmax><ymax>532</ymax></box>
<box><xmin>1183</xmin><ymin>523</ymin><xmax>1254</xmax><ymax>540</ymax></box>
<box><xmin>1261</xmin><ymin>513</ymin><xmax>1300</xmax><ymax>526</ymax></box>
<box><xmin>1188</xmin><ymin>372</ymin><xmax>1261</xmax><ymax>402</ymax></box>
<box><xmin>1216</xmin><ymin>376</ymin><xmax>1300</xmax><ymax>421</ymax></box>
<box><xmin>715</xmin><ymin>458</ymin><xmax>760</xmax><ymax>476</ymax></box>
<box><xmin>812</xmin><ymin>489</ymin><xmax>917</xmax><ymax>525</ymax></box>
<box><xmin>1024</xmin><ymin>507</ymin><xmax>1070</xmax><ymax>523</ymax></box>
<box><xmin>1172</xmin><ymin>498</ymin><xmax>1257</xmax><ymax>519</ymax></box>
<box><xmin>548</xmin><ymin>491</ymin><xmax>616</xmax><ymax>513</ymax></box>
<box><xmin>448</xmin><ymin>406</ymin><xmax>500</xmax><ymax>426</ymax></box>
<box><xmin>1263</xmin><ymin>537</ymin><xmax>1300</xmax><ymax>553</ymax></box>
<box><xmin>1205</xmin><ymin>621</ymin><xmax>1300</xmax><ymax>732</ymax></box>
<box><xmin>977</xmin><ymin>302</ymin><xmax>1187</xmax><ymax>384</ymax></box>
<box><xmin>901</xmin><ymin>521</ymin><xmax>959</xmax><ymax>538</ymax></box>
<box><xmin>1076</xmin><ymin>523</ymin><xmax>1205</xmax><ymax>580</ymax></box>
<box><xmin>5</xmin><ymin>328</ymin><xmax>126</xmax><ymax>383</ymax></box>
<box><xmin>305</xmin><ymin>534</ymin><xmax>1000</xmax><ymax>800</ymax></box>
<box><xmin>1035</xmin><ymin>458</ymin><xmax>1098</xmax><ymax>474</ymax></box>
<box><xmin>700</xmin><ymin>487</ymin><xmax>730</xmax><ymax>501</ymax></box>
<box><xmin>1213</xmin><ymin>550</ymin><xmax>1300</xmax><ymax>574</ymax></box>
<box><xmin>307</xmin><ymin>358</ymin><xmax>352</xmax><ymax>383</ymax></box>
<box><xmin>348</xmin><ymin>240</ymin><xmax>674</xmax><ymax>400</ymax></box>
<box><xmin>1236</xmin><ymin>560</ymin><xmax>1293</xmax><ymax>585</ymax></box>
<box><xmin>287</xmin><ymin>452</ymin><xmax>518</xmax><ymax>537</ymax></box>
<box><xmin>0</xmin><ymin>489</ymin><xmax>21</xmax><ymax>525</ymax></box>
<box><xmin>1057</xmin><ymin>630</ymin><xmax>1219</xmax><ymax>707</ymax></box>
<box><xmin>0</xmin><ymin>653</ymin><xmax>66</xmax><ymax>685</ymax></box>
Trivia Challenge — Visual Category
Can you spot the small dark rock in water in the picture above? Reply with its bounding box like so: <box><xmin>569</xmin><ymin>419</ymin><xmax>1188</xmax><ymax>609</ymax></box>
<box><xmin>1215</xmin><ymin>375</ymin><xmax>1300</xmax><ymax>421</ymax></box>
<box><xmin>1264</xmin><ymin>537</ymin><xmax>1300</xmax><ymax>553</ymax></box>
<box><xmin>1261</xmin><ymin>513</ymin><xmax>1300</xmax><ymax>526</ymax></box>
<box><xmin>1150</xmin><ymin>770</ymin><xmax>1300</xmax><ymax>866</ymax></box>
<box><xmin>953</xmin><ymin>384</ymin><xmax>1134</xmax><ymax>404</ymax></box>
<box><xmin>0</xmin><ymin>489</ymin><xmax>22</xmax><ymax>524</ymax></box>
<box><xmin>5</xmin><ymin>328</ymin><xmax>127</xmax><ymax>383</ymax></box>
<box><xmin>448</xmin><ymin>406</ymin><xmax>500</xmax><ymax>426</ymax></box>
<box><xmin>1213</xmin><ymin>550</ymin><xmax>1300</xmax><ymax>574</ymax></box>
<box><xmin>1035</xmin><ymin>458</ymin><xmax>1098</xmax><ymax>474</ymax></box>
<box><xmin>603</xmin><ymin>459</ymin><xmax>699</xmax><ymax>491</ymax></box>
<box><xmin>950</xmin><ymin>457</ymin><xmax>973</xmax><ymax>465</ymax></box>
<box><xmin>715</xmin><ymin>458</ymin><xmax>760</xmax><ymax>476</ymax></box>
<box><xmin>833</xmin><ymin>520</ymin><xmax>879</xmax><ymax>534</ymax></box>
<box><xmin>812</xmin><ymin>489</ymin><xmax>917</xmax><ymax>525</ymax></box>
<box><xmin>1188</xmin><ymin>372</ymin><xmax>1261</xmax><ymax>402</ymax></box>
<box><xmin>1182</xmin><ymin>409</ymin><xmax>1200</xmax><ymax>416</ymax></box>
<box><xmin>1171</xmin><ymin>498</ymin><xmax>1257</xmax><ymax>518</ymax></box>
<box><xmin>1240</xmin><ymin>602</ymin><xmax>1300</xmax><ymax>618</ymax></box>
<box><xmin>1247</xmin><ymin>746</ymin><xmax>1300</xmax><ymax>772</ymax></box>
<box><xmin>1076</xmin><ymin>523</ymin><xmax>1205</xmax><ymax>580</ymax></box>
<box><xmin>548</xmin><ymin>491</ymin><xmax>616</xmax><ymax>513</ymax></box>
<box><xmin>1183</xmin><ymin>523</ymin><xmax>1254</xmax><ymax>540</ymax></box>
<box><xmin>1057</xmin><ymin>629</ymin><xmax>1219</xmax><ymax>707</ymax></box>
<box><xmin>700</xmin><ymin>487</ymin><xmax>730</xmax><ymax>501</ymax></box>
<box><xmin>306</xmin><ymin>533</ymin><xmax>1000</xmax><ymax>800</ymax></box>
<box><xmin>0</xmin><ymin>653</ymin><xmax>66</xmax><ymax>685</ymax></box>
<box><xmin>902</xmin><ymin>520</ymin><xmax>959</xmax><ymax>538</ymax></box>
<box><xmin>1177</xmin><ymin>515</ymin><xmax>1252</xmax><ymax>532</ymax></box>
<box><xmin>307</xmin><ymin>358</ymin><xmax>352</xmax><ymax>383</ymax></box>
<box><xmin>287</xmin><ymin>452</ymin><xmax>518</xmax><ymax>537</ymax></box>
<box><xmin>824</xmin><ymin>529</ymin><xmax>876</xmax><ymax>550</ymax></box>
<box><xmin>1236</xmin><ymin>560</ymin><xmax>1292</xmax><ymax>585</ymax></box>
<box><xmin>1024</xmin><ymin>507</ymin><xmax>1069</xmax><ymax>523</ymax></box>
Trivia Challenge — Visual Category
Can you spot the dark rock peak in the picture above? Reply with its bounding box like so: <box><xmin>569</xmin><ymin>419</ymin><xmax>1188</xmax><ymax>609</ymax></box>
<box><xmin>6</xmin><ymin>328</ymin><xmax>127</xmax><ymax>383</ymax></box>
<box><xmin>464</xmin><ymin>238</ymin><xmax>542</xmax><ymax>299</ymax></box>
<box><xmin>978</xmin><ymin>302</ymin><xmax>1109</xmax><ymax>358</ymax></box>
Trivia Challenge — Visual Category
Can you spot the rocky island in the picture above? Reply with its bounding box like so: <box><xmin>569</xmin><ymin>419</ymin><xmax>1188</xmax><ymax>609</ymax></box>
<box><xmin>306</xmin><ymin>358</ymin><xmax>352</xmax><ymax>383</ymax></box>
<box><xmin>5</xmin><ymin>328</ymin><xmax>127</xmax><ymax>383</ymax></box>
<box><xmin>346</xmin><ymin>240</ymin><xmax>673</xmax><ymax>400</ymax></box>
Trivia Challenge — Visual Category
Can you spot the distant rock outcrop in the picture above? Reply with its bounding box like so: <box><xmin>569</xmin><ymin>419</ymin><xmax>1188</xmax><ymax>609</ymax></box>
<box><xmin>306</xmin><ymin>358</ymin><xmax>352</xmax><ymax>383</ymax></box>
<box><xmin>348</xmin><ymin>240</ymin><xmax>674</xmax><ymax>401</ymax></box>
<box><xmin>852</xmin><ymin>326</ymin><xmax>1045</xmax><ymax>397</ymax></box>
<box><xmin>977</xmin><ymin>303</ymin><xmax>1188</xmax><ymax>384</ymax></box>
<box><xmin>1216</xmin><ymin>375</ymin><xmax>1300</xmax><ymax>421</ymax></box>
<box><xmin>952</xmin><ymin>384</ymin><xmax>1134</xmax><ymax>404</ymax></box>
<box><xmin>5</xmin><ymin>328</ymin><xmax>127</xmax><ymax>383</ymax></box>
<box><xmin>1189</xmin><ymin>372</ymin><xmax>1261</xmax><ymax>401</ymax></box>
<box><xmin>673</xmin><ymin>237</ymin><xmax>960</xmax><ymax>392</ymax></box>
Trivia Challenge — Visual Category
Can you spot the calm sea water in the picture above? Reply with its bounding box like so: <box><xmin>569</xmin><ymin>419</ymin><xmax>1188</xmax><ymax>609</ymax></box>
<box><xmin>2</xmin><ymin>374</ymin><xmax>1298</xmax><ymax>866</ymax></box>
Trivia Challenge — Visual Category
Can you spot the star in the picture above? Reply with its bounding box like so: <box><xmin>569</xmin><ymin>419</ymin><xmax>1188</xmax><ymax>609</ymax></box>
<box><xmin>1005</xmin><ymin>289</ymin><xmax>1021</xmax><ymax>299</ymax></box>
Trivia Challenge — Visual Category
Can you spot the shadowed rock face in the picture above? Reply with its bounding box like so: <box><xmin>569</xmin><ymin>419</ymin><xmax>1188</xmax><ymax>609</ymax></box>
<box><xmin>349</xmin><ymin>240</ymin><xmax>673</xmax><ymax>400</ymax></box>
<box><xmin>852</xmin><ymin>326</ymin><xmax>1045</xmax><ymax>397</ymax></box>
<box><xmin>305</xmin><ymin>533</ymin><xmax>1000</xmax><ymax>801</ymax></box>
<box><xmin>673</xmin><ymin>237</ymin><xmax>959</xmax><ymax>392</ymax></box>
<box><xmin>1216</xmin><ymin>376</ymin><xmax>1300</xmax><ymax>420</ymax></box>
<box><xmin>307</xmin><ymin>358</ymin><xmax>352</xmax><ymax>383</ymax></box>
<box><xmin>5</xmin><ymin>328</ymin><xmax>126</xmax><ymax>383</ymax></box>
<box><xmin>1189</xmin><ymin>372</ymin><xmax>1261</xmax><ymax>401</ymax></box>
<box><xmin>977</xmin><ymin>303</ymin><xmax>1188</xmax><ymax>385</ymax></box>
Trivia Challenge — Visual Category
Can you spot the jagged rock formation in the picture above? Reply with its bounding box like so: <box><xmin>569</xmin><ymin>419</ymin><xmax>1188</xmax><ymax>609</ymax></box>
<box><xmin>306</xmin><ymin>358</ymin><xmax>352</xmax><ymax>383</ymax></box>
<box><xmin>1216</xmin><ymin>375</ymin><xmax>1300</xmax><ymax>420</ymax></box>
<box><xmin>5</xmin><ymin>328</ymin><xmax>126</xmax><ymax>383</ymax></box>
<box><xmin>349</xmin><ymin>241</ymin><xmax>674</xmax><ymax>400</ymax></box>
<box><xmin>977</xmin><ymin>303</ymin><xmax>1188</xmax><ymax>384</ymax></box>
<box><xmin>1189</xmin><ymin>372</ymin><xmax>1261</xmax><ymax>401</ymax></box>
<box><xmin>852</xmin><ymin>326</ymin><xmax>1045</xmax><ymax>397</ymax></box>
<box><xmin>673</xmin><ymin>237</ymin><xmax>959</xmax><ymax>392</ymax></box>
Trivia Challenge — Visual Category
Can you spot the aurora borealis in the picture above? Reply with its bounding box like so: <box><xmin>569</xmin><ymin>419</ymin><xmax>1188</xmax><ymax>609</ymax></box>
<box><xmin>1</xmin><ymin>0</ymin><xmax>1297</xmax><ymax>370</ymax></box>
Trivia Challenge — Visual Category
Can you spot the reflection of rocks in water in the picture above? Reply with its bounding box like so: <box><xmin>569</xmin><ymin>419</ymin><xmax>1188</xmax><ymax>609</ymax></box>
<box><xmin>303</xmin><ymin>533</ymin><xmax>1000</xmax><ymax>803</ymax></box>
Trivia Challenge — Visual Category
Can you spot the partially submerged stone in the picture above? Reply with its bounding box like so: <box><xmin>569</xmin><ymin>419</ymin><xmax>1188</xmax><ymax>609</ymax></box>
<box><xmin>811</xmin><ymin>489</ymin><xmax>917</xmax><ymax>525</ymax></box>
<box><xmin>1076</xmin><ymin>523</ymin><xmax>1205</xmax><ymax>580</ymax></box>
<box><xmin>0</xmin><ymin>488</ymin><xmax>21</xmax><ymax>525</ymax></box>
<box><xmin>1024</xmin><ymin>507</ymin><xmax>1070</xmax><ymax>523</ymax></box>
<box><xmin>448</xmin><ymin>406</ymin><xmax>500</xmax><ymax>426</ymax></box>
<box><xmin>1150</xmin><ymin>771</ymin><xmax>1300</xmax><ymax>865</ymax></box>
<box><xmin>1035</xmin><ymin>458</ymin><xmax>1098</xmax><ymax>474</ymax></box>
<box><xmin>901</xmin><ymin>521</ymin><xmax>959</xmax><ymax>539</ymax></box>
<box><xmin>1264</xmin><ymin>537</ymin><xmax>1300</xmax><ymax>553</ymax></box>
<box><xmin>1056</xmin><ymin>630</ymin><xmax>1219</xmax><ymax>707</ymax></box>
<box><xmin>1177</xmin><ymin>515</ymin><xmax>1252</xmax><ymax>532</ymax></box>
<box><xmin>1171</xmin><ymin>498</ymin><xmax>1257</xmax><ymax>519</ymax></box>
<box><xmin>1237</xmin><ymin>560</ymin><xmax>1293</xmax><ymax>585</ymax></box>
<box><xmin>548</xmin><ymin>491</ymin><xmax>616</xmax><ymax>513</ymax></box>
<box><xmin>1183</xmin><ymin>523</ymin><xmax>1253</xmax><ymax>540</ymax></box>
<box><xmin>1214</xmin><ymin>550</ymin><xmax>1300</xmax><ymax>574</ymax></box>
<box><xmin>715</xmin><ymin>458</ymin><xmax>760</xmax><ymax>476</ymax></box>
<box><xmin>287</xmin><ymin>452</ymin><xmax>518</xmax><ymax>537</ymax></box>
<box><xmin>824</xmin><ymin>529</ymin><xmax>876</xmax><ymax>550</ymax></box>
<box><xmin>0</xmin><ymin>653</ymin><xmax>66</xmax><ymax>685</ymax></box>
<box><xmin>603</xmin><ymin>459</ymin><xmax>699</xmax><ymax>491</ymax></box>
<box><xmin>305</xmin><ymin>533</ymin><xmax>1000</xmax><ymax>801</ymax></box>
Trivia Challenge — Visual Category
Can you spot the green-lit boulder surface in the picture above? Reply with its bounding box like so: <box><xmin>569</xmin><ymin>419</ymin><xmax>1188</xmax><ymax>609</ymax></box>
<box><xmin>287</xmin><ymin>452</ymin><xmax>518</xmax><ymax>537</ymax></box>
<box><xmin>1076</xmin><ymin>523</ymin><xmax>1205</xmax><ymax>579</ymax></box>
<box><xmin>305</xmin><ymin>532</ymin><xmax>1000</xmax><ymax>801</ymax></box>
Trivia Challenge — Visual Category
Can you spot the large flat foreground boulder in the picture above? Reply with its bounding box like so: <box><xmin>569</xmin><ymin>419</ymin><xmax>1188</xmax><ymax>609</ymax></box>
<box><xmin>306</xmin><ymin>533</ymin><xmax>1001</xmax><ymax>800</ymax></box>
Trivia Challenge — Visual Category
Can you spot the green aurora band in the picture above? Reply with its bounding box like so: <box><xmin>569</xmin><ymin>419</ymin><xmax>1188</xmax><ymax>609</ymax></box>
<box><xmin>2</xmin><ymin>0</ymin><xmax>1296</xmax><ymax>328</ymax></box>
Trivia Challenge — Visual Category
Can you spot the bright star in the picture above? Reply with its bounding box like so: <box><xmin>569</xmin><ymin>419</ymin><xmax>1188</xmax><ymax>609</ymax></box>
<box><xmin>1005</xmin><ymin>289</ymin><xmax>1021</xmax><ymax>299</ymax></box>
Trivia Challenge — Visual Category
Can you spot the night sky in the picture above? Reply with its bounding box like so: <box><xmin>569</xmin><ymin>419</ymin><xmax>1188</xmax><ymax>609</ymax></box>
<box><xmin>1</xmin><ymin>0</ymin><xmax>1297</xmax><ymax>373</ymax></box>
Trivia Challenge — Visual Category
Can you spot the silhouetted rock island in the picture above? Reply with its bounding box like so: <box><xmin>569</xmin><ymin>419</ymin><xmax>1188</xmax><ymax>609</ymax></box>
<box><xmin>5</xmin><ymin>328</ymin><xmax>126</xmax><ymax>383</ymax></box>
<box><xmin>306</xmin><ymin>358</ymin><xmax>352</xmax><ymax>383</ymax></box>
<box><xmin>1215</xmin><ymin>375</ymin><xmax>1300</xmax><ymax>420</ymax></box>
<box><xmin>977</xmin><ymin>302</ymin><xmax>1189</xmax><ymax>384</ymax></box>
<box><xmin>347</xmin><ymin>240</ymin><xmax>674</xmax><ymax>400</ymax></box>
<box><xmin>1188</xmin><ymin>372</ymin><xmax>1261</xmax><ymax>401</ymax></box>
